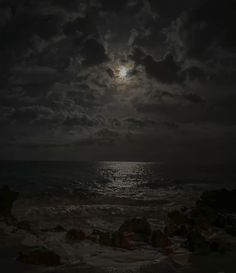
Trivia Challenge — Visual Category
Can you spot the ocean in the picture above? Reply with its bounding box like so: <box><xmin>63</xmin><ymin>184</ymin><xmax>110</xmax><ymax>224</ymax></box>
<box><xmin>0</xmin><ymin>161</ymin><xmax>235</xmax><ymax>229</ymax></box>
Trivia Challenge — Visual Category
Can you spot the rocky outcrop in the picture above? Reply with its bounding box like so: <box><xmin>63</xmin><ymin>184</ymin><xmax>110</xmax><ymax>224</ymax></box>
<box><xmin>197</xmin><ymin>189</ymin><xmax>236</xmax><ymax>213</ymax></box>
<box><xmin>18</xmin><ymin>248</ymin><xmax>61</xmax><ymax>266</ymax></box>
<box><xmin>0</xmin><ymin>186</ymin><xmax>19</xmax><ymax>217</ymax></box>
<box><xmin>119</xmin><ymin>217</ymin><xmax>151</xmax><ymax>243</ymax></box>
<box><xmin>166</xmin><ymin>189</ymin><xmax>236</xmax><ymax>253</ymax></box>
<box><xmin>151</xmin><ymin>230</ymin><xmax>171</xmax><ymax>248</ymax></box>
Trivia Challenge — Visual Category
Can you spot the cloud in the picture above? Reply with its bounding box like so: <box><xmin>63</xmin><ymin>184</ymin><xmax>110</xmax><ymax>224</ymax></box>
<box><xmin>124</xmin><ymin>117</ymin><xmax>156</xmax><ymax>128</ymax></box>
<box><xmin>81</xmin><ymin>39</ymin><xmax>109</xmax><ymax>66</ymax></box>
<box><xmin>63</xmin><ymin>112</ymin><xmax>97</xmax><ymax>127</ymax></box>
<box><xmin>10</xmin><ymin>105</ymin><xmax>55</xmax><ymax>124</ymax></box>
<box><xmin>166</xmin><ymin>0</ymin><xmax>236</xmax><ymax>64</ymax></box>
<box><xmin>63</xmin><ymin>15</ymin><xmax>97</xmax><ymax>37</ymax></box>
<box><xmin>131</xmin><ymin>48</ymin><xmax>184</xmax><ymax>83</ymax></box>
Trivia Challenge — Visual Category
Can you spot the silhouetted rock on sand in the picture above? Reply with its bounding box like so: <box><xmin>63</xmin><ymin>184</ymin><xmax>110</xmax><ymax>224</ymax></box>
<box><xmin>165</xmin><ymin>189</ymin><xmax>236</xmax><ymax>253</ymax></box>
<box><xmin>186</xmin><ymin>229</ymin><xmax>211</xmax><ymax>253</ymax></box>
<box><xmin>18</xmin><ymin>247</ymin><xmax>61</xmax><ymax>266</ymax></box>
<box><xmin>111</xmin><ymin>231</ymin><xmax>133</xmax><ymax>249</ymax></box>
<box><xmin>197</xmin><ymin>189</ymin><xmax>236</xmax><ymax>213</ymax></box>
<box><xmin>119</xmin><ymin>217</ymin><xmax>151</xmax><ymax>234</ymax></box>
<box><xmin>66</xmin><ymin>229</ymin><xmax>86</xmax><ymax>241</ymax></box>
<box><xmin>151</xmin><ymin>230</ymin><xmax>171</xmax><ymax>249</ymax></box>
<box><xmin>119</xmin><ymin>217</ymin><xmax>151</xmax><ymax>243</ymax></box>
<box><xmin>0</xmin><ymin>186</ymin><xmax>19</xmax><ymax>217</ymax></box>
<box><xmin>168</xmin><ymin>210</ymin><xmax>190</xmax><ymax>226</ymax></box>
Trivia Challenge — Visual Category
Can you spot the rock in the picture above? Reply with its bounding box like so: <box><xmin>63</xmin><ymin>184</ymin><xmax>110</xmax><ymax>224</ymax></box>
<box><xmin>151</xmin><ymin>230</ymin><xmax>171</xmax><ymax>249</ymax></box>
<box><xmin>66</xmin><ymin>229</ymin><xmax>86</xmax><ymax>241</ymax></box>
<box><xmin>168</xmin><ymin>210</ymin><xmax>190</xmax><ymax>225</ymax></box>
<box><xmin>212</xmin><ymin>214</ymin><xmax>227</xmax><ymax>228</ymax></box>
<box><xmin>111</xmin><ymin>231</ymin><xmax>133</xmax><ymax>249</ymax></box>
<box><xmin>197</xmin><ymin>189</ymin><xmax>236</xmax><ymax>213</ymax></box>
<box><xmin>119</xmin><ymin>217</ymin><xmax>151</xmax><ymax>242</ymax></box>
<box><xmin>226</xmin><ymin>225</ymin><xmax>236</xmax><ymax>236</ymax></box>
<box><xmin>186</xmin><ymin>229</ymin><xmax>210</xmax><ymax>253</ymax></box>
<box><xmin>53</xmin><ymin>225</ymin><xmax>66</xmax><ymax>232</ymax></box>
<box><xmin>18</xmin><ymin>248</ymin><xmax>61</xmax><ymax>266</ymax></box>
<box><xmin>0</xmin><ymin>186</ymin><xmax>19</xmax><ymax>216</ymax></box>
<box><xmin>165</xmin><ymin>224</ymin><xmax>188</xmax><ymax>237</ymax></box>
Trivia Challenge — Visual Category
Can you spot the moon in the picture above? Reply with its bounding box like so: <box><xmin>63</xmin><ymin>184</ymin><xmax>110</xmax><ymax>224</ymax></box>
<box><xmin>118</xmin><ymin>66</ymin><xmax>128</xmax><ymax>79</ymax></box>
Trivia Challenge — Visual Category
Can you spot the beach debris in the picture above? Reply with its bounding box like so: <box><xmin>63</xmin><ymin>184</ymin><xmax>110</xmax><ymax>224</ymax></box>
<box><xmin>0</xmin><ymin>186</ymin><xmax>19</xmax><ymax>217</ymax></box>
<box><xmin>18</xmin><ymin>247</ymin><xmax>61</xmax><ymax>266</ymax></box>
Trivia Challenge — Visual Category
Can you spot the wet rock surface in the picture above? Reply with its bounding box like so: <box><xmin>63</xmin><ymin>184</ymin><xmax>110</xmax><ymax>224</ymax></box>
<box><xmin>0</xmin><ymin>186</ymin><xmax>19</xmax><ymax>217</ymax></box>
<box><xmin>18</xmin><ymin>247</ymin><xmax>61</xmax><ymax>266</ymax></box>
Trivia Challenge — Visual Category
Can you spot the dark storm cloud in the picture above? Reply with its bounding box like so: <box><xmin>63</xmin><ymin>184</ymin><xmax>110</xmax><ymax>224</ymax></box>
<box><xmin>131</xmin><ymin>48</ymin><xmax>184</xmax><ymax>83</ymax></box>
<box><xmin>9</xmin><ymin>105</ymin><xmax>55</xmax><ymax>124</ymax></box>
<box><xmin>81</xmin><ymin>39</ymin><xmax>109</xmax><ymax>66</ymax></box>
<box><xmin>63</xmin><ymin>15</ymin><xmax>97</xmax><ymax>37</ymax></box>
<box><xmin>167</xmin><ymin>0</ymin><xmax>236</xmax><ymax>64</ymax></box>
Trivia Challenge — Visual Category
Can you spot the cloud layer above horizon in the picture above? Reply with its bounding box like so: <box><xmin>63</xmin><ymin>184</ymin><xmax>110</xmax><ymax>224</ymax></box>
<box><xmin>0</xmin><ymin>0</ymin><xmax>236</xmax><ymax>162</ymax></box>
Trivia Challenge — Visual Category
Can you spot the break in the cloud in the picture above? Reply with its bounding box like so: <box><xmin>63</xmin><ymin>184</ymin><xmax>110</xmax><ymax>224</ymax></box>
<box><xmin>0</xmin><ymin>0</ymin><xmax>235</xmax><ymax>162</ymax></box>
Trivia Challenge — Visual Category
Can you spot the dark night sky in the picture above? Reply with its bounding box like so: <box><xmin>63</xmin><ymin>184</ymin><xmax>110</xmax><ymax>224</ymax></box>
<box><xmin>0</xmin><ymin>0</ymin><xmax>236</xmax><ymax>162</ymax></box>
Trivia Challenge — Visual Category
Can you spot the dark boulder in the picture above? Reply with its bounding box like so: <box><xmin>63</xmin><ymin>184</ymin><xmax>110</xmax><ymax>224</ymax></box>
<box><xmin>165</xmin><ymin>224</ymin><xmax>188</xmax><ymax>237</ymax></box>
<box><xmin>119</xmin><ymin>217</ymin><xmax>151</xmax><ymax>242</ymax></box>
<box><xmin>119</xmin><ymin>217</ymin><xmax>151</xmax><ymax>234</ymax></box>
<box><xmin>0</xmin><ymin>186</ymin><xmax>19</xmax><ymax>216</ymax></box>
<box><xmin>18</xmin><ymin>248</ymin><xmax>61</xmax><ymax>266</ymax></box>
<box><xmin>186</xmin><ymin>229</ymin><xmax>210</xmax><ymax>253</ymax></box>
<box><xmin>53</xmin><ymin>225</ymin><xmax>66</xmax><ymax>232</ymax></box>
<box><xmin>151</xmin><ymin>230</ymin><xmax>171</xmax><ymax>249</ymax></box>
<box><xmin>111</xmin><ymin>231</ymin><xmax>133</xmax><ymax>250</ymax></box>
<box><xmin>168</xmin><ymin>210</ymin><xmax>190</xmax><ymax>225</ymax></box>
<box><xmin>197</xmin><ymin>189</ymin><xmax>236</xmax><ymax>213</ymax></box>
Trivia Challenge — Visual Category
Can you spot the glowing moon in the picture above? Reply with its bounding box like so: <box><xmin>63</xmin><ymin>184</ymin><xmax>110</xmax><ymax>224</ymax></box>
<box><xmin>118</xmin><ymin>66</ymin><xmax>128</xmax><ymax>79</ymax></box>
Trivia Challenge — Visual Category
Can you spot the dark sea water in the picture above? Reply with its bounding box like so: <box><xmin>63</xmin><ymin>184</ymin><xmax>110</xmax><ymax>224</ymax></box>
<box><xmin>0</xmin><ymin>161</ymin><xmax>235</xmax><ymax>230</ymax></box>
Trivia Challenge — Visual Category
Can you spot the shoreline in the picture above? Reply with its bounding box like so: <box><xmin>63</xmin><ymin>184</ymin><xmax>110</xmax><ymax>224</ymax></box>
<box><xmin>0</xmin><ymin>187</ymin><xmax>236</xmax><ymax>272</ymax></box>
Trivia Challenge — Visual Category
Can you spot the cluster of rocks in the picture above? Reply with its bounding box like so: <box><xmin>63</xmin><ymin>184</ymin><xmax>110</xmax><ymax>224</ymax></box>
<box><xmin>63</xmin><ymin>217</ymin><xmax>174</xmax><ymax>252</ymax></box>
<box><xmin>165</xmin><ymin>189</ymin><xmax>236</xmax><ymax>253</ymax></box>
<box><xmin>1</xmin><ymin>185</ymin><xmax>236</xmax><ymax>267</ymax></box>
<box><xmin>0</xmin><ymin>186</ymin><xmax>19</xmax><ymax>217</ymax></box>
<box><xmin>72</xmin><ymin>189</ymin><xmax>236</xmax><ymax>254</ymax></box>
<box><xmin>18</xmin><ymin>248</ymin><xmax>61</xmax><ymax>266</ymax></box>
